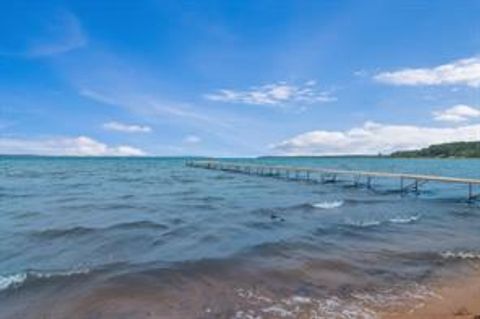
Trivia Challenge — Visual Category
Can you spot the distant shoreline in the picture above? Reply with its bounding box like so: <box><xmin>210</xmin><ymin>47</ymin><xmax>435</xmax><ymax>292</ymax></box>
<box><xmin>391</xmin><ymin>141</ymin><xmax>480</xmax><ymax>159</ymax></box>
<box><xmin>2</xmin><ymin>154</ymin><xmax>480</xmax><ymax>159</ymax></box>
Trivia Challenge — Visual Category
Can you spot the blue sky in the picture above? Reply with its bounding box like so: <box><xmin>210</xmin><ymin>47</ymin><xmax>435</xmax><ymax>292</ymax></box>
<box><xmin>1</xmin><ymin>0</ymin><xmax>480</xmax><ymax>156</ymax></box>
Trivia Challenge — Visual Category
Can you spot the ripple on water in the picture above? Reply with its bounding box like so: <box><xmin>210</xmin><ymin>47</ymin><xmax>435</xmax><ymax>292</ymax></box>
<box><xmin>31</xmin><ymin>220</ymin><xmax>169</xmax><ymax>240</ymax></box>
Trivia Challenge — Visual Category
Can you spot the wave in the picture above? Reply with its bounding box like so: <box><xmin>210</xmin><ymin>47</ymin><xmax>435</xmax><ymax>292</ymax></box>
<box><xmin>32</xmin><ymin>220</ymin><xmax>168</xmax><ymax>239</ymax></box>
<box><xmin>0</xmin><ymin>273</ymin><xmax>26</xmax><ymax>291</ymax></box>
<box><xmin>348</xmin><ymin>220</ymin><xmax>382</xmax><ymax>228</ymax></box>
<box><xmin>440</xmin><ymin>251</ymin><xmax>480</xmax><ymax>260</ymax></box>
<box><xmin>345</xmin><ymin>215</ymin><xmax>421</xmax><ymax>228</ymax></box>
<box><xmin>389</xmin><ymin>215</ymin><xmax>421</xmax><ymax>224</ymax></box>
<box><xmin>0</xmin><ymin>268</ymin><xmax>90</xmax><ymax>291</ymax></box>
<box><xmin>311</xmin><ymin>200</ymin><xmax>344</xmax><ymax>209</ymax></box>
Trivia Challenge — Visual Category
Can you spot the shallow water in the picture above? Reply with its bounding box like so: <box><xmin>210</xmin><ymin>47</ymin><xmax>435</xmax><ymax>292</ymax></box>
<box><xmin>1</xmin><ymin>156</ymin><xmax>480</xmax><ymax>318</ymax></box>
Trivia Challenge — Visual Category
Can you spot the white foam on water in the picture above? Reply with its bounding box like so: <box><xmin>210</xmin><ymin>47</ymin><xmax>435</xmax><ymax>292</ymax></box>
<box><xmin>348</xmin><ymin>220</ymin><xmax>382</xmax><ymax>228</ymax></box>
<box><xmin>306</xmin><ymin>296</ymin><xmax>377</xmax><ymax>319</ymax></box>
<box><xmin>0</xmin><ymin>273</ymin><xmax>27</xmax><ymax>291</ymax></box>
<box><xmin>346</xmin><ymin>215</ymin><xmax>420</xmax><ymax>228</ymax></box>
<box><xmin>233</xmin><ymin>283</ymin><xmax>440</xmax><ymax>319</ymax></box>
<box><xmin>389</xmin><ymin>215</ymin><xmax>421</xmax><ymax>224</ymax></box>
<box><xmin>311</xmin><ymin>200</ymin><xmax>344</xmax><ymax>209</ymax></box>
<box><xmin>262</xmin><ymin>305</ymin><xmax>293</xmax><ymax>317</ymax></box>
<box><xmin>236</xmin><ymin>287</ymin><xmax>273</xmax><ymax>303</ymax></box>
<box><xmin>233</xmin><ymin>310</ymin><xmax>262</xmax><ymax>319</ymax></box>
<box><xmin>0</xmin><ymin>268</ymin><xmax>90</xmax><ymax>291</ymax></box>
<box><xmin>290</xmin><ymin>296</ymin><xmax>311</xmax><ymax>304</ymax></box>
<box><xmin>440</xmin><ymin>251</ymin><xmax>480</xmax><ymax>260</ymax></box>
<box><xmin>235</xmin><ymin>288</ymin><xmax>378</xmax><ymax>319</ymax></box>
<box><xmin>352</xmin><ymin>283</ymin><xmax>441</xmax><ymax>313</ymax></box>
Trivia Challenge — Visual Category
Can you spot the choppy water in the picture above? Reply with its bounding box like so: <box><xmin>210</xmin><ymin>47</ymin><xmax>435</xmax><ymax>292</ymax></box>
<box><xmin>1</xmin><ymin>156</ymin><xmax>480</xmax><ymax>318</ymax></box>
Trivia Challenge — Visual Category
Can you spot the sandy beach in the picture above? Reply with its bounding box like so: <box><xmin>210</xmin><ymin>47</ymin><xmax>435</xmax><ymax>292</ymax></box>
<box><xmin>382</xmin><ymin>271</ymin><xmax>480</xmax><ymax>319</ymax></box>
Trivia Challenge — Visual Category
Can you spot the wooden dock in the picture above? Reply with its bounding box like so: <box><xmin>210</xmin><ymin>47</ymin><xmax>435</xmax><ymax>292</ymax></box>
<box><xmin>186</xmin><ymin>160</ymin><xmax>480</xmax><ymax>201</ymax></box>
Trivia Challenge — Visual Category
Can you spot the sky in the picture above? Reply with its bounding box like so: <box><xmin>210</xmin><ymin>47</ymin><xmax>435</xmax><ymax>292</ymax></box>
<box><xmin>1</xmin><ymin>0</ymin><xmax>480</xmax><ymax>156</ymax></box>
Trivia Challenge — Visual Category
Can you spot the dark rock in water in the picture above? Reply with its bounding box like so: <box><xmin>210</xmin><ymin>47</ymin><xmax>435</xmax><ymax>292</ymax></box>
<box><xmin>270</xmin><ymin>214</ymin><xmax>285</xmax><ymax>222</ymax></box>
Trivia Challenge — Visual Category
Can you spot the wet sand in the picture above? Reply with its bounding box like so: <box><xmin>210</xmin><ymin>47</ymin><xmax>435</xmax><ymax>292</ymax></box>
<box><xmin>3</xmin><ymin>263</ymin><xmax>479</xmax><ymax>319</ymax></box>
<box><xmin>382</xmin><ymin>271</ymin><xmax>480</xmax><ymax>319</ymax></box>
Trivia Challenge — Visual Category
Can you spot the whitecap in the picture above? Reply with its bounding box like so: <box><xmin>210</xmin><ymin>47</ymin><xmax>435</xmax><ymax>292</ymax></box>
<box><xmin>311</xmin><ymin>200</ymin><xmax>344</xmax><ymax>209</ymax></box>
<box><xmin>29</xmin><ymin>268</ymin><xmax>90</xmax><ymax>279</ymax></box>
<box><xmin>0</xmin><ymin>268</ymin><xmax>90</xmax><ymax>291</ymax></box>
<box><xmin>0</xmin><ymin>273</ymin><xmax>27</xmax><ymax>291</ymax></box>
<box><xmin>440</xmin><ymin>251</ymin><xmax>480</xmax><ymax>260</ymax></box>
<box><xmin>346</xmin><ymin>215</ymin><xmax>420</xmax><ymax>228</ymax></box>
<box><xmin>389</xmin><ymin>215</ymin><xmax>421</xmax><ymax>224</ymax></box>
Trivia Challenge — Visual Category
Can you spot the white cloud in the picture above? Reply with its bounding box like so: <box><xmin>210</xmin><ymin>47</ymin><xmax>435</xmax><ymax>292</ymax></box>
<box><xmin>63</xmin><ymin>49</ymin><xmax>266</xmax><ymax>155</ymax></box>
<box><xmin>79</xmin><ymin>88</ymin><xmax>229</xmax><ymax>127</ymax></box>
<box><xmin>103</xmin><ymin>121</ymin><xmax>152</xmax><ymax>133</ymax></box>
<box><xmin>79</xmin><ymin>88</ymin><xmax>118</xmax><ymax>106</ymax></box>
<box><xmin>271</xmin><ymin>122</ymin><xmax>480</xmax><ymax>155</ymax></box>
<box><xmin>433</xmin><ymin>104</ymin><xmax>480</xmax><ymax>123</ymax></box>
<box><xmin>183</xmin><ymin>135</ymin><xmax>201</xmax><ymax>144</ymax></box>
<box><xmin>27</xmin><ymin>11</ymin><xmax>87</xmax><ymax>57</ymax></box>
<box><xmin>374</xmin><ymin>57</ymin><xmax>480</xmax><ymax>87</ymax></box>
<box><xmin>0</xmin><ymin>10</ymin><xmax>87</xmax><ymax>58</ymax></box>
<box><xmin>0</xmin><ymin>136</ymin><xmax>145</xmax><ymax>156</ymax></box>
<box><xmin>204</xmin><ymin>81</ymin><xmax>336</xmax><ymax>106</ymax></box>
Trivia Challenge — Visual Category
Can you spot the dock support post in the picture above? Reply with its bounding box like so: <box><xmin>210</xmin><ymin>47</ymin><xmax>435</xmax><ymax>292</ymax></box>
<box><xmin>353</xmin><ymin>175</ymin><xmax>363</xmax><ymax>187</ymax></box>
<box><xmin>469</xmin><ymin>183</ymin><xmax>473</xmax><ymax>201</ymax></box>
<box><xmin>400</xmin><ymin>177</ymin><xmax>404</xmax><ymax>196</ymax></box>
<box><xmin>367</xmin><ymin>176</ymin><xmax>372</xmax><ymax>189</ymax></box>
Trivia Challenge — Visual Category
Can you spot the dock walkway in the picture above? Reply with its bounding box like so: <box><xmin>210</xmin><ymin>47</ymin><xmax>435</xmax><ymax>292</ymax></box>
<box><xmin>186</xmin><ymin>160</ymin><xmax>480</xmax><ymax>200</ymax></box>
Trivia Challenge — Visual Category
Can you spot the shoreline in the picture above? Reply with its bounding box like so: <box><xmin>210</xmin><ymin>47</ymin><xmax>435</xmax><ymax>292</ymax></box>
<box><xmin>381</xmin><ymin>270</ymin><xmax>480</xmax><ymax>319</ymax></box>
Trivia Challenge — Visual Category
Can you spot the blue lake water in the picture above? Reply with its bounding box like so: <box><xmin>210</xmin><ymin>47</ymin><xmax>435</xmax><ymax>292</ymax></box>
<box><xmin>1</xmin><ymin>156</ymin><xmax>480</xmax><ymax>318</ymax></box>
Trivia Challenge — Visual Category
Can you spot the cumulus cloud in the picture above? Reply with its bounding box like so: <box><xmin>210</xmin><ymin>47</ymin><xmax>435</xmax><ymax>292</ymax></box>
<box><xmin>183</xmin><ymin>135</ymin><xmax>201</xmax><ymax>144</ymax></box>
<box><xmin>204</xmin><ymin>81</ymin><xmax>336</xmax><ymax>106</ymax></box>
<box><xmin>433</xmin><ymin>104</ymin><xmax>480</xmax><ymax>123</ymax></box>
<box><xmin>374</xmin><ymin>57</ymin><xmax>480</xmax><ymax>87</ymax></box>
<box><xmin>102</xmin><ymin>121</ymin><xmax>152</xmax><ymax>133</ymax></box>
<box><xmin>0</xmin><ymin>136</ymin><xmax>145</xmax><ymax>156</ymax></box>
<box><xmin>271</xmin><ymin>122</ymin><xmax>480</xmax><ymax>155</ymax></box>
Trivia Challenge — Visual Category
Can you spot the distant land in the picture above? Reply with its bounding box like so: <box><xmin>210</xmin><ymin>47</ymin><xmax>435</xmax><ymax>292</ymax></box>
<box><xmin>391</xmin><ymin>141</ymin><xmax>480</xmax><ymax>158</ymax></box>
